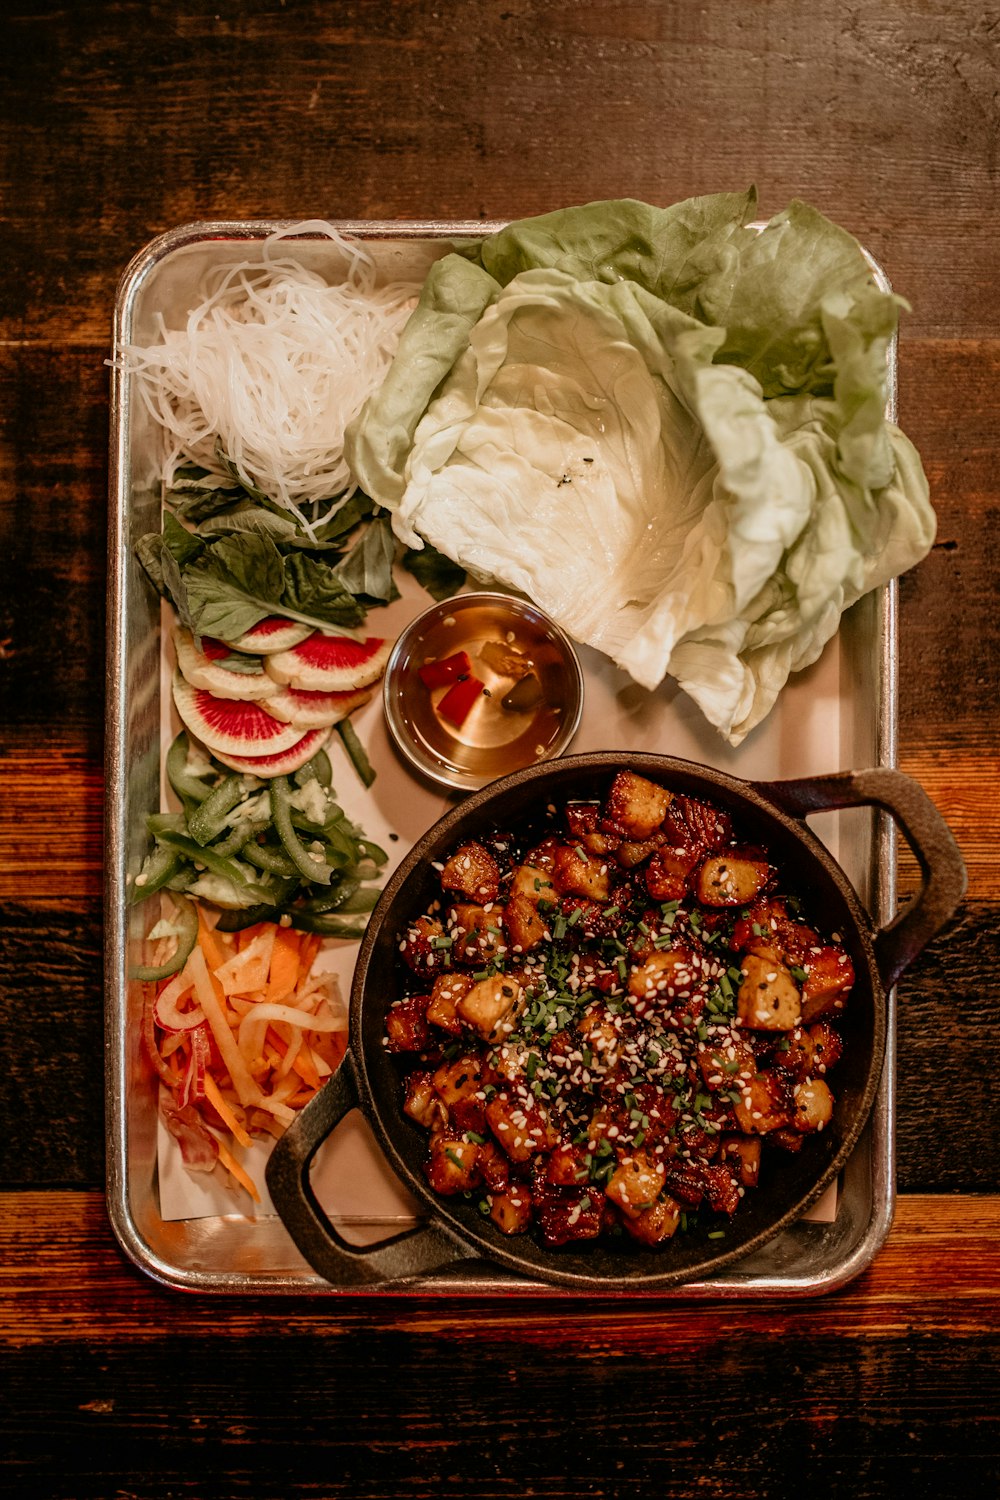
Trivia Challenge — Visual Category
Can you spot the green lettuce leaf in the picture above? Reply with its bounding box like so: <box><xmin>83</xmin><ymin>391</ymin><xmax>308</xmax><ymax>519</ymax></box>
<box><xmin>344</xmin><ymin>193</ymin><xmax>934</xmax><ymax>743</ymax></box>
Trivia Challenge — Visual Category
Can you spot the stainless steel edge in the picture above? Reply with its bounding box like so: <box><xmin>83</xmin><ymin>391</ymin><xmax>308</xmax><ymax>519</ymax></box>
<box><xmin>106</xmin><ymin>216</ymin><xmax>901</xmax><ymax>1297</ymax></box>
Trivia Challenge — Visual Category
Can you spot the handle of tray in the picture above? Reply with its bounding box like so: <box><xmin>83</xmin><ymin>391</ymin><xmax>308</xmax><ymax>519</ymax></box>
<box><xmin>265</xmin><ymin>1052</ymin><xmax>472</xmax><ymax>1288</ymax></box>
<box><xmin>757</xmin><ymin>767</ymin><xmax>966</xmax><ymax>990</ymax></box>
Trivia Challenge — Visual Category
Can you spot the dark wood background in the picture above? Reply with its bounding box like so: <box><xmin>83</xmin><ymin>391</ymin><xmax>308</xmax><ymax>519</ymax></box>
<box><xmin>1</xmin><ymin>2</ymin><xmax>997</xmax><ymax>1496</ymax></box>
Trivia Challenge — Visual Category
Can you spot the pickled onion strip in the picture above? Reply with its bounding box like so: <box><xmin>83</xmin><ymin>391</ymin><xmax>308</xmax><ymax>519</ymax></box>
<box><xmin>187</xmin><ymin>944</ymin><xmax>263</xmax><ymax>1110</ymax></box>
<box><xmin>177</xmin><ymin>1023</ymin><xmax>211</xmax><ymax>1109</ymax></box>
<box><xmin>142</xmin><ymin>902</ymin><xmax>348</xmax><ymax>1203</ymax></box>
<box><xmin>153</xmin><ymin>970</ymin><xmax>205</xmax><ymax>1032</ymax></box>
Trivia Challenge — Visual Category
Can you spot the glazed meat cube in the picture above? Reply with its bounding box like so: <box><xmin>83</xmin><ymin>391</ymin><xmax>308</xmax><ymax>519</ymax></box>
<box><xmin>486</xmin><ymin>1092</ymin><xmax>559</xmax><ymax>1161</ymax></box>
<box><xmin>425</xmin><ymin>1133</ymin><xmax>480</xmax><ymax>1195</ymax></box>
<box><xmin>620</xmin><ymin>1194</ymin><xmax>682</xmax><ymax>1245</ymax></box>
<box><xmin>736</xmin><ymin>954</ymin><xmax>802</xmax><ymax>1030</ymax></box>
<box><xmin>432</xmin><ymin>1054</ymin><xmax>488</xmax><ymax>1113</ymax></box>
<box><xmin>545</xmin><ymin>1141</ymin><xmax>591</xmax><ymax>1187</ymax></box>
<box><xmin>628</xmin><ymin>947</ymin><xmax>700</xmax><ymax>1004</ymax></box>
<box><xmin>770</xmin><ymin>1127</ymin><xmax>805</xmax><ymax>1153</ymax></box>
<box><xmin>504</xmin><ymin>890</ymin><xmax>549</xmax><ymax>953</ymax></box>
<box><xmin>602</xmin><ymin>770</ymin><xmax>672</xmax><ymax>839</ymax></box>
<box><xmin>731</xmin><ymin>1070</ymin><xmax>793</xmax><ymax>1134</ymax></box>
<box><xmin>663</xmin><ymin>1162</ymin><xmax>707</xmax><ymax>1206</ymax></box>
<box><xmin>605</xmin><ymin>1151</ymin><xmax>667</xmax><ymax>1220</ymax></box>
<box><xmin>440</xmin><ymin>840</ymin><xmax>501</xmax><ymax>903</ymax></box>
<box><xmin>674</xmin><ymin>795</ymin><xmax>732</xmax><ymax>851</ymax></box>
<box><xmin>650</xmin><ymin>846</ymin><xmax>704</xmax><ymax>900</ymax></box>
<box><xmin>457</xmin><ymin>974</ymin><xmax>525</xmax><ymax>1041</ymax></box>
<box><xmin>533</xmin><ymin>1184</ymin><xmax>605</xmax><ymax>1246</ymax></box>
<box><xmin>489</xmin><ymin>1188</ymin><xmax>533</xmax><ymax>1236</ymax></box>
<box><xmin>732</xmin><ymin>897</ymin><xmax>819</xmax><ymax>966</ymax></box>
<box><xmin>644</xmin><ymin>820</ymin><xmax>704</xmax><ymax>901</ymax></box>
<box><xmin>448</xmin><ymin>903</ymin><xmax>506</xmax><ymax>965</ymax></box>
<box><xmin>580</xmin><ymin>830</ymin><xmax>620</xmax><ymax>858</ymax></box>
<box><xmin>770</xmin><ymin>1025</ymin><xmax>816</xmax><ymax>1080</ymax></box>
<box><xmin>521</xmin><ymin>837</ymin><xmax>560</xmax><ymax>874</ymax></box>
<box><xmin>398</xmin><ymin>915</ymin><xmax>448</xmax><ymax>975</ymax></box>
<box><xmin>403</xmin><ymin>1071</ymin><xmax>446</xmax><ymax>1131</ymax></box>
<box><xmin>509</xmin><ymin>863</ymin><xmax>557</xmax><ymax>906</ymax></box>
<box><xmin>565</xmin><ymin>801</ymin><xmax>601</xmax><ymax>837</ymax></box>
<box><xmin>792</xmin><ymin>1077</ymin><xmax>835</xmax><ymax>1133</ymax></box>
<box><xmin>800</xmin><ymin>946</ymin><xmax>855</xmax><ymax>1023</ymax></box>
<box><xmin>425</xmin><ymin>972</ymin><xmax>472</xmax><ymax>1035</ymax></box>
<box><xmin>592</xmin><ymin>1081</ymin><xmax>678</xmax><ymax>1151</ymax></box>
<box><xmin>696</xmin><ymin>851</ymin><xmax>771</xmax><ymax>907</ymax></box>
<box><xmin>698</xmin><ymin>1035</ymin><xmax>758</xmax><ymax>1091</ymax></box>
<box><xmin>719</xmin><ymin>1134</ymin><xmax>762</xmax><ymax>1189</ymax></box>
<box><xmin>385</xmin><ymin>994</ymin><xmax>431</xmax><ymax>1052</ymax></box>
<box><xmin>477</xmin><ymin>1139</ymin><xmax>511</xmax><ymax>1193</ymax></box>
<box><xmin>808</xmin><ymin>1021</ymin><xmax>843</xmax><ymax>1074</ymax></box>
<box><xmin>577</xmin><ymin>1003</ymin><xmax>623</xmax><ymax>1066</ymax></box>
<box><xmin>700</xmin><ymin>1162</ymin><xmax>741</xmax><ymax>1215</ymax></box>
<box><xmin>551</xmin><ymin>843</ymin><xmax>612</xmax><ymax>901</ymax></box>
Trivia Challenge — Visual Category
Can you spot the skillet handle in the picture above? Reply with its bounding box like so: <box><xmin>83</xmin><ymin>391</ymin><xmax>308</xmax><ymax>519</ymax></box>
<box><xmin>757</xmin><ymin>767</ymin><xmax>966</xmax><ymax>991</ymax></box>
<box><xmin>265</xmin><ymin>1051</ymin><xmax>472</xmax><ymax>1288</ymax></box>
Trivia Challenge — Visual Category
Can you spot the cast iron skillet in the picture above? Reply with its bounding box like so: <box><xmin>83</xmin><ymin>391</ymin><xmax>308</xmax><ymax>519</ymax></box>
<box><xmin>266</xmin><ymin>753</ymin><xmax>965</xmax><ymax>1290</ymax></box>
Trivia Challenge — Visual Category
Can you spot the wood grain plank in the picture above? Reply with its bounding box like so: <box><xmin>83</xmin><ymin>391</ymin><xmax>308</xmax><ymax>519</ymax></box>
<box><xmin>2</xmin><ymin>1193</ymin><xmax>997</xmax><ymax>1498</ymax></box>
<box><xmin>1</xmin><ymin>4</ymin><xmax>999</xmax><ymax>343</ymax></box>
<box><xmin>1</xmin><ymin>1190</ymin><xmax>997</xmax><ymax>1342</ymax></box>
<box><xmin>0</xmin><ymin>750</ymin><xmax>104</xmax><ymax>901</ymax></box>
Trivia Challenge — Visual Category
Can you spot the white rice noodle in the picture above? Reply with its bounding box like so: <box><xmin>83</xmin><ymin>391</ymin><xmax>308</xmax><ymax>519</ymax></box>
<box><xmin>123</xmin><ymin>221</ymin><xmax>418</xmax><ymax>532</ymax></box>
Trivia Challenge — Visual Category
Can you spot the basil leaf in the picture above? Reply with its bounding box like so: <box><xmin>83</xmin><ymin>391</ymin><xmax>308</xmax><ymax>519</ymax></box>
<box><xmin>136</xmin><ymin>529</ymin><xmax>196</xmax><ymax>630</ymax></box>
<box><xmin>162</xmin><ymin>511</ymin><xmax>204</xmax><ymax>567</ymax></box>
<box><xmin>402</xmin><ymin>541</ymin><xmax>467</xmax><ymax>600</ymax></box>
<box><xmin>333</xmin><ymin>516</ymin><xmax>398</xmax><ymax>604</ymax></box>
<box><xmin>281</xmin><ymin>550</ymin><xmax>366</xmax><ymax>626</ymax></box>
<box><xmin>182</xmin><ymin>532</ymin><xmax>362</xmax><ymax>639</ymax></box>
<box><xmin>197</xmin><ymin>503</ymin><xmax>303</xmax><ymax>543</ymax></box>
<box><xmin>312</xmin><ymin>491</ymin><xmax>376</xmax><ymax>544</ymax></box>
<box><xmin>209</xmin><ymin>650</ymin><xmax>266</xmax><ymax>675</ymax></box>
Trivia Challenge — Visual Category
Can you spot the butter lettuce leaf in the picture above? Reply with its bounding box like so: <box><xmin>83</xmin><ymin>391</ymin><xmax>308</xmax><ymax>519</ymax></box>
<box><xmin>345</xmin><ymin>194</ymin><xmax>934</xmax><ymax>743</ymax></box>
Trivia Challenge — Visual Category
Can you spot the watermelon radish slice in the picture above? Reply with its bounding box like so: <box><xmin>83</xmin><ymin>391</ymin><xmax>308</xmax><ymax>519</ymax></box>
<box><xmin>211</xmin><ymin>727</ymin><xmax>332</xmax><ymax>777</ymax></box>
<box><xmin>229</xmin><ymin>616</ymin><xmax>313</xmax><ymax>654</ymax></box>
<box><xmin>264</xmin><ymin>632</ymin><xmax>392</xmax><ymax>692</ymax></box>
<box><xmin>263</xmin><ymin>683</ymin><xmax>373</xmax><ymax>729</ymax></box>
<box><xmin>172</xmin><ymin>674</ymin><xmax>305</xmax><ymax>757</ymax></box>
<box><xmin>174</xmin><ymin>628</ymin><xmax>277</xmax><ymax>701</ymax></box>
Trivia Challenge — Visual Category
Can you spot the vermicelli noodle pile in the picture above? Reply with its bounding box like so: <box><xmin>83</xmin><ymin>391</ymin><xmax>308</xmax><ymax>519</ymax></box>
<box><xmin>122</xmin><ymin>221</ymin><xmax>418</xmax><ymax>530</ymax></box>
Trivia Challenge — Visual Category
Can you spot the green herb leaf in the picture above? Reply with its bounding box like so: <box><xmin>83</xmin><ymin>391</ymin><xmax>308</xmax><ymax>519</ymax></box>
<box><xmin>333</xmin><ymin>515</ymin><xmax>399</xmax><ymax>604</ymax></box>
<box><xmin>401</xmin><ymin>541</ymin><xmax>467</xmax><ymax>600</ymax></box>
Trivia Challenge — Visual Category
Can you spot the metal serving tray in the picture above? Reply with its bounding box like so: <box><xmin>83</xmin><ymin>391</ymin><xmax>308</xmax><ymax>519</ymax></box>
<box><xmin>105</xmin><ymin>219</ymin><xmax>898</xmax><ymax>1296</ymax></box>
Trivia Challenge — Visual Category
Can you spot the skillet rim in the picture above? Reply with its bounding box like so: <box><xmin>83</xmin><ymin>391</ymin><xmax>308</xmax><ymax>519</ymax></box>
<box><xmin>348</xmin><ymin>751</ymin><xmax>887</xmax><ymax>1290</ymax></box>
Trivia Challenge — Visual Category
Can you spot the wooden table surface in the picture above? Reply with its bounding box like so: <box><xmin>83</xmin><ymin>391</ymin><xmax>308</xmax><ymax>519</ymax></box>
<box><xmin>2</xmin><ymin>3</ymin><xmax>998</xmax><ymax>1496</ymax></box>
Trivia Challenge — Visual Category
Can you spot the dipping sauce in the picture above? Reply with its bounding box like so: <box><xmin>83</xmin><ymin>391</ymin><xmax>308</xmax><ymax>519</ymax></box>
<box><xmin>383</xmin><ymin>593</ymin><xmax>584</xmax><ymax>791</ymax></box>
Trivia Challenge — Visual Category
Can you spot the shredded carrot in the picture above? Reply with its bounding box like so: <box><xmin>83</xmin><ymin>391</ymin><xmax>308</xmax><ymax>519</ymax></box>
<box><xmin>203</xmin><ymin>1072</ymin><xmax>253</xmax><ymax>1149</ymax></box>
<box><xmin>151</xmin><ymin>898</ymin><xmax>348</xmax><ymax>1205</ymax></box>
<box><xmin>216</xmin><ymin>1140</ymin><xmax>261</xmax><ymax>1204</ymax></box>
<box><xmin>299</xmin><ymin>932</ymin><xmax>323</xmax><ymax>971</ymax></box>
<box><xmin>291</xmin><ymin>1043</ymin><xmax>322</xmax><ymax>1092</ymax></box>
<box><xmin>237</xmin><ymin>922</ymin><xmax>266</xmax><ymax>951</ymax></box>
<box><xmin>265</xmin><ymin>924</ymin><xmax>301</xmax><ymax>1003</ymax></box>
<box><xmin>196</xmin><ymin>906</ymin><xmax>231</xmax><ymax>973</ymax></box>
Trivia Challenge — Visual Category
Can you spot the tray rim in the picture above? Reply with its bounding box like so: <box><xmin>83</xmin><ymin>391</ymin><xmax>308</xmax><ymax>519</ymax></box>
<box><xmin>105</xmin><ymin>215</ymin><xmax>899</xmax><ymax>1298</ymax></box>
